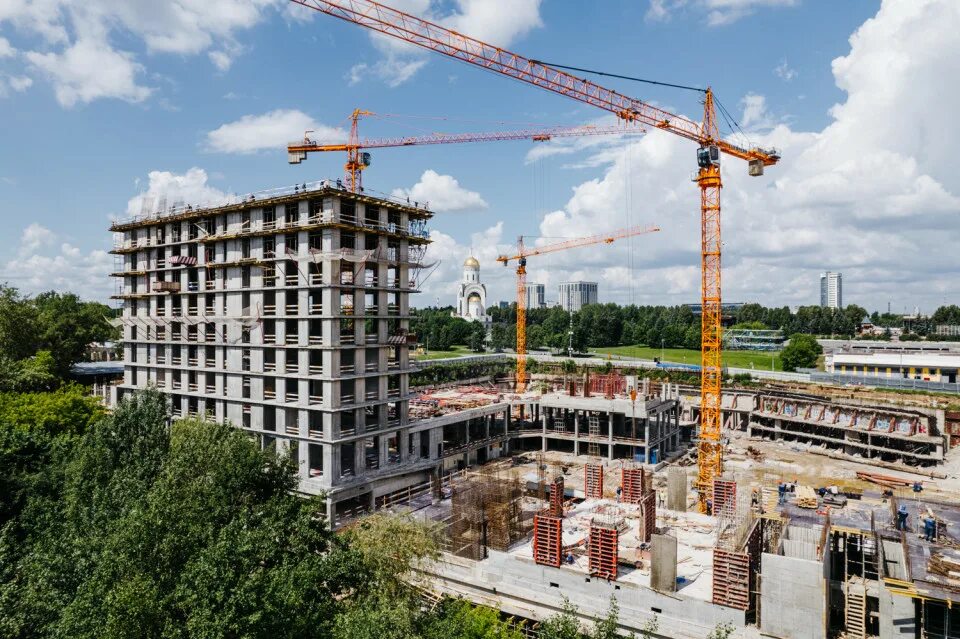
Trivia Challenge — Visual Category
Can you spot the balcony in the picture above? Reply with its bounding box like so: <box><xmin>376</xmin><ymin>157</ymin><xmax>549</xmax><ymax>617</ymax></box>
<box><xmin>309</xmin><ymin>302</ymin><xmax>323</xmax><ymax>314</ymax></box>
<box><xmin>341</xmin><ymin>305</ymin><xmax>354</xmax><ymax>316</ymax></box>
<box><xmin>264</xmin><ymin>362</ymin><xmax>277</xmax><ymax>373</ymax></box>
<box><xmin>156</xmin><ymin>356</ymin><xmax>167</xmax><ymax>365</ymax></box>
<box><xmin>171</xmin><ymin>356</ymin><xmax>182</xmax><ymax>366</ymax></box>
<box><xmin>286</xmin><ymin>363</ymin><xmax>300</xmax><ymax>375</ymax></box>
<box><xmin>285</xmin><ymin>334</ymin><xmax>299</xmax><ymax>346</ymax></box>
<box><xmin>205</xmin><ymin>385</ymin><xmax>215</xmax><ymax>394</ymax></box>
<box><xmin>285</xmin><ymin>303</ymin><xmax>298</xmax><ymax>315</ymax></box>
<box><xmin>387</xmin><ymin>359</ymin><xmax>400</xmax><ymax>370</ymax></box>
<box><xmin>205</xmin><ymin>305</ymin><xmax>216</xmax><ymax>316</ymax></box>
<box><xmin>309</xmin><ymin>395</ymin><xmax>323</xmax><ymax>406</ymax></box>
<box><xmin>188</xmin><ymin>383</ymin><xmax>199</xmax><ymax>392</ymax></box>
<box><xmin>263</xmin><ymin>304</ymin><xmax>277</xmax><ymax>316</ymax></box>
<box><xmin>365</xmin><ymin>390</ymin><xmax>379</xmax><ymax>401</ymax></box>
<box><xmin>340</xmin><ymin>393</ymin><xmax>355</xmax><ymax>405</ymax></box>
<box><xmin>309</xmin><ymin>273</ymin><xmax>323</xmax><ymax>286</ymax></box>
<box><xmin>340</xmin><ymin>364</ymin><xmax>355</xmax><ymax>375</ymax></box>
<box><xmin>264</xmin><ymin>389</ymin><xmax>277</xmax><ymax>400</ymax></box>
<box><xmin>387</xmin><ymin>388</ymin><xmax>401</xmax><ymax>399</ymax></box>
<box><xmin>387</xmin><ymin>303</ymin><xmax>400</xmax><ymax>315</ymax></box>
<box><xmin>365</xmin><ymin>362</ymin><xmax>379</xmax><ymax>373</ymax></box>
<box><xmin>341</xmin><ymin>334</ymin><xmax>356</xmax><ymax>345</ymax></box>
<box><xmin>309</xmin><ymin>364</ymin><xmax>322</xmax><ymax>375</ymax></box>
<box><xmin>263</xmin><ymin>334</ymin><xmax>276</xmax><ymax>344</ymax></box>
<box><xmin>285</xmin><ymin>422</ymin><xmax>299</xmax><ymax>436</ymax></box>
<box><xmin>308</xmin><ymin>334</ymin><xmax>323</xmax><ymax>345</ymax></box>
<box><xmin>364</xmin><ymin>305</ymin><xmax>379</xmax><ymax>316</ymax></box>
<box><xmin>285</xmin><ymin>392</ymin><xmax>299</xmax><ymax>404</ymax></box>
<box><xmin>285</xmin><ymin>274</ymin><xmax>299</xmax><ymax>287</ymax></box>
<box><xmin>188</xmin><ymin>357</ymin><xmax>198</xmax><ymax>366</ymax></box>
<box><xmin>364</xmin><ymin>333</ymin><xmax>379</xmax><ymax>344</ymax></box>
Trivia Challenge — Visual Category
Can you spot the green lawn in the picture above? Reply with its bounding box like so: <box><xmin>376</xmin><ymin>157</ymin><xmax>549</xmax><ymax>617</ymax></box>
<box><xmin>412</xmin><ymin>345</ymin><xmax>476</xmax><ymax>361</ymax></box>
<box><xmin>592</xmin><ymin>344</ymin><xmax>783</xmax><ymax>371</ymax></box>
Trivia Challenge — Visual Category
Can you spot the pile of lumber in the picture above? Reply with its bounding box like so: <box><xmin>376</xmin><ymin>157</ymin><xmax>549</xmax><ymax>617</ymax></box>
<box><xmin>795</xmin><ymin>485</ymin><xmax>819</xmax><ymax>509</ymax></box>
<box><xmin>928</xmin><ymin>552</ymin><xmax>960</xmax><ymax>585</ymax></box>
<box><xmin>856</xmin><ymin>471</ymin><xmax>918</xmax><ymax>490</ymax></box>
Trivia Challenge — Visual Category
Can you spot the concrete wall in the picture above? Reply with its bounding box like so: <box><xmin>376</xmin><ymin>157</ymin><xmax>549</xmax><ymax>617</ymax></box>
<box><xmin>760</xmin><ymin>552</ymin><xmax>827</xmax><ymax>639</ymax></box>
<box><xmin>878</xmin><ymin>586</ymin><xmax>916</xmax><ymax>639</ymax></box>
<box><xmin>424</xmin><ymin>550</ymin><xmax>746</xmax><ymax>639</ymax></box>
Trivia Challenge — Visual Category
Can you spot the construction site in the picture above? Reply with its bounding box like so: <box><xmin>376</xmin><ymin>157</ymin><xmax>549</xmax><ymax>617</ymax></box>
<box><xmin>98</xmin><ymin>2</ymin><xmax>960</xmax><ymax>638</ymax></box>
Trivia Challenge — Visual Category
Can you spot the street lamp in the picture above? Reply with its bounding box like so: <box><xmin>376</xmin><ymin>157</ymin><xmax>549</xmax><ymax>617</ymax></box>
<box><xmin>661</xmin><ymin>338</ymin><xmax>665</xmax><ymax>363</ymax></box>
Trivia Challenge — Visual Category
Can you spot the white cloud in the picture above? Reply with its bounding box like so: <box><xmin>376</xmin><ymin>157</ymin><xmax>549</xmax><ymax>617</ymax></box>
<box><xmin>2</xmin><ymin>0</ymin><xmax>281</xmax><ymax>107</ymax></box>
<box><xmin>20</xmin><ymin>223</ymin><xmax>55</xmax><ymax>253</ymax></box>
<box><xmin>343</xmin><ymin>0</ymin><xmax>542</xmax><ymax>87</ymax></box>
<box><xmin>774</xmin><ymin>59</ymin><xmax>797</xmax><ymax>81</ymax></box>
<box><xmin>0</xmin><ymin>37</ymin><xmax>15</xmax><ymax>57</ymax></box>
<box><xmin>205</xmin><ymin>109</ymin><xmax>346</xmax><ymax>154</ymax></box>
<box><xmin>391</xmin><ymin>170</ymin><xmax>487</xmax><ymax>212</ymax></box>
<box><xmin>4</xmin><ymin>226</ymin><xmax>112</xmax><ymax>300</ymax></box>
<box><xmin>126</xmin><ymin>167</ymin><xmax>228</xmax><ymax>216</ymax></box>
<box><xmin>7</xmin><ymin>75</ymin><xmax>32</xmax><ymax>92</ymax></box>
<box><xmin>26</xmin><ymin>38</ymin><xmax>153</xmax><ymax>107</ymax></box>
<box><xmin>510</xmin><ymin>0</ymin><xmax>960</xmax><ymax>311</ymax></box>
<box><xmin>646</xmin><ymin>0</ymin><xmax>798</xmax><ymax>26</ymax></box>
<box><xmin>415</xmin><ymin>222</ymin><xmax>515</xmax><ymax>305</ymax></box>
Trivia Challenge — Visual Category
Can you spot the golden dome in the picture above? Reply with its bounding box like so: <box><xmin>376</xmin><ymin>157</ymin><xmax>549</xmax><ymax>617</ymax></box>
<box><xmin>464</xmin><ymin>256</ymin><xmax>480</xmax><ymax>268</ymax></box>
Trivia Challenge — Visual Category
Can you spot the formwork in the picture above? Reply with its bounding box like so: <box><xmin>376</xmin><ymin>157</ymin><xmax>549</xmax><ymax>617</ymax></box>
<box><xmin>639</xmin><ymin>490</ymin><xmax>657</xmax><ymax>543</ymax></box>
<box><xmin>621</xmin><ymin>467</ymin><xmax>645</xmax><ymax>504</ymax></box>
<box><xmin>549</xmin><ymin>476</ymin><xmax>565</xmax><ymax>516</ymax></box>
<box><xmin>712</xmin><ymin>478</ymin><xmax>737</xmax><ymax>517</ymax></box>
<box><xmin>533</xmin><ymin>512</ymin><xmax>563</xmax><ymax>567</ymax></box>
<box><xmin>585</xmin><ymin>464</ymin><xmax>603</xmax><ymax>499</ymax></box>
<box><xmin>589</xmin><ymin>519</ymin><xmax>619</xmax><ymax>580</ymax></box>
<box><xmin>713</xmin><ymin>517</ymin><xmax>763</xmax><ymax>613</ymax></box>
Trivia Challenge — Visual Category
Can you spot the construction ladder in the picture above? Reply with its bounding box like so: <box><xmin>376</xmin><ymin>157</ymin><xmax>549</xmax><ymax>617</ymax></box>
<box><xmin>845</xmin><ymin>578</ymin><xmax>867</xmax><ymax>639</ymax></box>
<box><xmin>588</xmin><ymin>415</ymin><xmax>601</xmax><ymax>457</ymax></box>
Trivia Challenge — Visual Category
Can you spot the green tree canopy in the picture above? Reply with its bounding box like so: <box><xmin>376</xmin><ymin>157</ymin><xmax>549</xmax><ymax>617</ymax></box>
<box><xmin>780</xmin><ymin>333</ymin><xmax>823</xmax><ymax>372</ymax></box>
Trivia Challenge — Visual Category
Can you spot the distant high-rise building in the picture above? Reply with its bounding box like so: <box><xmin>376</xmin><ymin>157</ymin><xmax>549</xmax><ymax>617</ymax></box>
<box><xmin>525</xmin><ymin>283</ymin><xmax>545</xmax><ymax>309</ymax></box>
<box><xmin>820</xmin><ymin>272</ymin><xmax>842</xmax><ymax>309</ymax></box>
<box><xmin>558</xmin><ymin>281</ymin><xmax>598</xmax><ymax>312</ymax></box>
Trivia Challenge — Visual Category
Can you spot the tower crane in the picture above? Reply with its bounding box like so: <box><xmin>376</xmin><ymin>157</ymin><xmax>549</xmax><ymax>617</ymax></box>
<box><xmin>288</xmin><ymin>108</ymin><xmax>640</xmax><ymax>192</ymax></box>
<box><xmin>496</xmin><ymin>225</ymin><xmax>660</xmax><ymax>393</ymax></box>
<box><xmin>289</xmin><ymin>0</ymin><xmax>781</xmax><ymax>513</ymax></box>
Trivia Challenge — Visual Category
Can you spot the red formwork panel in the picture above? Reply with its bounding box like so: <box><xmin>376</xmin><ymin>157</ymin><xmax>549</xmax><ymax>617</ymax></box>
<box><xmin>533</xmin><ymin>512</ymin><xmax>563</xmax><ymax>567</ymax></box>
<box><xmin>585</xmin><ymin>464</ymin><xmax>603</xmax><ymax>499</ymax></box>
<box><xmin>550</xmin><ymin>476</ymin><xmax>565</xmax><ymax>516</ymax></box>
<box><xmin>712</xmin><ymin>478</ymin><xmax>737</xmax><ymax>517</ymax></box>
<box><xmin>589</xmin><ymin>524</ymin><xmax>619</xmax><ymax>580</ymax></box>
<box><xmin>639</xmin><ymin>490</ymin><xmax>657</xmax><ymax>543</ymax></box>
<box><xmin>712</xmin><ymin>548</ymin><xmax>751</xmax><ymax>610</ymax></box>
<box><xmin>621</xmin><ymin>468</ymin><xmax>645</xmax><ymax>504</ymax></box>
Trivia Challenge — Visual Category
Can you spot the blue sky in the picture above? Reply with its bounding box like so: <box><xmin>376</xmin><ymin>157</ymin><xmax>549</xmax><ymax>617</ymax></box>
<box><xmin>1</xmin><ymin>1</ymin><xmax>957</xmax><ymax>314</ymax></box>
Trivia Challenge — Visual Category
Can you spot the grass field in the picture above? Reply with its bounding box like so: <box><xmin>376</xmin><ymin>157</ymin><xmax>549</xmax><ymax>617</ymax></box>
<box><xmin>412</xmin><ymin>345</ymin><xmax>475</xmax><ymax>361</ymax></box>
<box><xmin>592</xmin><ymin>344</ymin><xmax>783</xmax><ymax>371</ymax></box>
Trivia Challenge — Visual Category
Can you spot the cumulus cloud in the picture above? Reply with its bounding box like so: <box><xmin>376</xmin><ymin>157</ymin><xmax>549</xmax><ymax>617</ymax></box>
<box><xmin>2</xmin><ymin>0</ymin><xmax>280</xmax><ymax>107</ymax></box>
<box><xmin>3</xmin><ymin>225</ymin><xmax>113</xmax><ymax>300</ymax></box>
<box><xmin>0</xmin><ymin>37</ymin><xmax>15</xmax><ymax>58</ymax></box>
<box><xmin>342</xmin><ymin>0</ymin><xmax>542</xmax><ymax>87</ymax></box>
<box><xmin>205</xmin><ymin>109</ymin><xmax>346</xmax><ymax>154</ymax></box>
<box><xmin>646</xmin><ymin>0</ymin><xmax>798</xmax><ymax>26</ymax></box>
<box><xmin>392</xmin><ymin>170</ymin><xmax>487</xmax><ymax>212</ymax></box>
<box><xmin>20</xmin><ymin>223</ymin><xmax>55</xmax><ymax>254</ymax></box>
<box><xmin>415</xmin><ymin>221</ymin><xmax>516</xmax><ymax>305</ymax></box>
<box><xmin>26</xmin><ymin>38</ymin><xmax>152</xmax><ymax>107</ymax></box>
<box><xmin>510</xmin><ymin>0</ymin><xmax>960</xmax><ymax>311</ymax></box>
<box><xmin>126</xmin><ymin>168</ymin><xmax>229</xmax><ymax>216</ymax></box>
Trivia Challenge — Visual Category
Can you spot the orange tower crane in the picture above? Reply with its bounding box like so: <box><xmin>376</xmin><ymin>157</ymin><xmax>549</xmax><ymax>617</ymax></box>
<box><xmin>288</xmin><ymin>108</ymin><xmax>639</xmax><ymax>192</ymax></box>
<box><xmin>289</xmin><ymin>0</ymin><xmax>781</xmax><ymax>512</ymax></box>
<box><xmin>497</xmin><ymin>225</ymin><xmax>660</xmax><ymax>393</ymax></box>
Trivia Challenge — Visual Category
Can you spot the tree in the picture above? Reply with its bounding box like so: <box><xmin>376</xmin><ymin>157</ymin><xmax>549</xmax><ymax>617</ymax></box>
<box><xmin>537</xmin><ymin>599</ymin><xmax>581</xmax><ymax>639</ymax></box>
<box><xmin>781</xmin><ymin>333</ymin><xmax>823</xmax><ymax>371</ymax></box>
<box><xmin>0</xmin><ymin>389</ymin><xmax>359</xmax><ymax>639</ymax></box>
<box><xmin>469</xmin><ymin>324</ymin><xmax>487</xmax><ymax>353</ymax></box>
<box><xmin>422</xmin><ymin>599</ymin><xmax>525</xmax><ymax>639</ymax></box>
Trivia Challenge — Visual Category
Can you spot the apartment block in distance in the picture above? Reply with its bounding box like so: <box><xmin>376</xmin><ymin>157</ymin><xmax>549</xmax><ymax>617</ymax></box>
<box><xmin>109</xmin><ymin>182</ymin><xmax>432</xmax><ymax>519</ymax></box>
<box><xmin>558</xmin><ymin>281</ymin><xmax>598</xmax><ymax>312</ymax></box>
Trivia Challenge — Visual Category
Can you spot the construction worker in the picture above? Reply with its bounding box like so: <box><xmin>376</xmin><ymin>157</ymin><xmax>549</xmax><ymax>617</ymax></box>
<box><xmin>778</xmin><ymin>482</ymin><xmax>787</xmax><ymax>505</ymax></box>
<box><xmin>923</xmin><ymin>515</ymin><xmax>937</xmax><ymax>542</ymax></box>
<box><xmin>897</xmin><ymin>504</ymin><xmax>909</xmax><ymax>531</ymax></box>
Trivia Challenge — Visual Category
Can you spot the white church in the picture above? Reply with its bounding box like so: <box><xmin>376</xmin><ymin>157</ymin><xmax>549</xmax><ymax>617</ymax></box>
<box><xmin>454</xmin><ymin>256</ymin><xmax>490</xmax><ymax>325</ymax></box>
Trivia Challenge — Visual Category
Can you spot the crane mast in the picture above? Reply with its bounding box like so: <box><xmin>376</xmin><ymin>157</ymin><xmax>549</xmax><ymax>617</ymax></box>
<box><xmin>497</xmin><ymin>225</ymin><xmax>660</xmax><ymax>393</ymax></box>
<box><xmin>291</xmin><ymin>0</ymin><xmax>781</xmax><ymax>513</ymax></box>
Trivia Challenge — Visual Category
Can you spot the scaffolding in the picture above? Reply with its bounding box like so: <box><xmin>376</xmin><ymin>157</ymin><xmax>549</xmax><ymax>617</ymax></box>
<box><xmin>533</xmin><ymin>512</ymin><xmax>563</xmax><ymax>567</ymax></box>
<box><xmin>589</xmin><ymin>516</ymin><xmax>620</xmax><ymax>580</ymax></box>
<box><xmin>585</xmin><ymin>464</ymin><xmax>603</xmax><ymax>499</ymax></box>
<box><xmin>447</xmin><ymin>467</ymin><xmax>528</xmax><ymax>560</ymax></box>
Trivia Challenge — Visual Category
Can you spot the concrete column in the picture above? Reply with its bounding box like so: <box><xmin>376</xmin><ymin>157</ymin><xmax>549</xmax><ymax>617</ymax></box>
<box><xmin>379</xmin><ymin>435</ymin><xmax>389</xmax><ymax>467</ymax></box>
<box><xmin>607</xmin><ymin>411</ymin><xmax>614</xmax><ymax>460</ymax></box>
<box><xmin>399</xmin><ymin>428</ymin><xmax>409</xmax><ymax>462</ymax></box>
<box><xmin>354</xmin><ymin>438</ymin><xmax>365</xmax><ymax>474</ymax></box>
